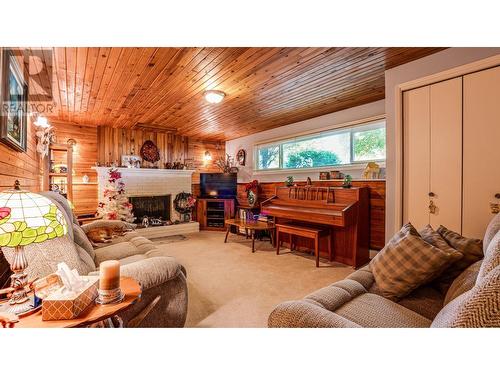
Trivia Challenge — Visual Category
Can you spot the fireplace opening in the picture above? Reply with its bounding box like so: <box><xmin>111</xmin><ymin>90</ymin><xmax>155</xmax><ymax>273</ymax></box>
<box><xmin>129</xmin><ymin>195</ymin><xmax>171</xmax><ymax>224</ymax></box>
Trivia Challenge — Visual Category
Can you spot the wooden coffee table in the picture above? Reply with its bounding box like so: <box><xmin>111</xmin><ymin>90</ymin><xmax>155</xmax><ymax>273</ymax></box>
<box><xmin>224</xmin><ymin>218</ymin><xmax>275</xmax><ymax>252</ymax></box>
<box><xmin>13</xmin><ymin>277</ymin><xmax>141</xmax><ymax>328</ymax></box>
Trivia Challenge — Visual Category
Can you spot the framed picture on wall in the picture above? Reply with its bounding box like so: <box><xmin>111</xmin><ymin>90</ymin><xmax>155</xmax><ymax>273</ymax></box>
<box><xmin>0</xmin><ymin>49</ymin><xmax>28</xmax><ymax>152</ymax></box>
<box><xmin>236</xmin><ymin>149</ymin><xmax>246</xmax><ymax>166</ymax></box>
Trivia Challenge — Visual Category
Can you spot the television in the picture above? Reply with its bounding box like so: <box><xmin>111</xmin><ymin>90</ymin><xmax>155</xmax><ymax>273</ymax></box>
<box><xmin>200</xmin><ymin>173</ymin><xmax>237</xmax><ymax>199</ymax></box>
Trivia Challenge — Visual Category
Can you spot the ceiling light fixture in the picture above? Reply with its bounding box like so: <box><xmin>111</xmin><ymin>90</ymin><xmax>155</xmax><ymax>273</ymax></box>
<box><xmin>204</xmin><ymin>90</ymin><xmax>225</xmax><ymax>104</ymax></box>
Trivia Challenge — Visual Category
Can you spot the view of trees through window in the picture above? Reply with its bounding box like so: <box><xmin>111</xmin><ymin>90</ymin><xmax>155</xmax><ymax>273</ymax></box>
<box><xmin>256</xmin><ymin>120</ymin><xmax>385</xmax><ymax>170</ymax></box>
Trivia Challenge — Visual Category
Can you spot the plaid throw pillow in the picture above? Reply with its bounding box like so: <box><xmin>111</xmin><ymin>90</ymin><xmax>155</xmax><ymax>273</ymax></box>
<box><xmin>434</xmin><ymin>226</ymin><xmax>483</xmax><ymax>290</ymax></box>
<box><xmin>371</xmin><ymin>223</ymin><xmax>463</xmax><ymax>300</ymax></box>
<box><xmin>420</xmin><ymin>225</ymin><xmax>457</xmax><ymax>255</ymax></box>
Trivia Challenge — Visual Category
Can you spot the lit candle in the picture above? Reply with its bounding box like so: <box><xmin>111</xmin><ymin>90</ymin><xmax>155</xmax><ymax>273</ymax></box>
<box><xmin>99</xmin><ymin>260</ymin><xmax>120</xmax><ymax>290</ymax></box>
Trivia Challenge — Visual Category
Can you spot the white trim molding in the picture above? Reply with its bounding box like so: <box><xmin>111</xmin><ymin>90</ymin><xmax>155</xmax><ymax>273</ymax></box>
<box><xmin>92</xmin><ymin>167</ymin><xmax>196</xmax><ymax>177</ymax></box>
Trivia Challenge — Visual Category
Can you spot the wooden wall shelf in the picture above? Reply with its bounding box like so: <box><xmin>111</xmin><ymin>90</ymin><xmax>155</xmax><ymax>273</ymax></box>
<box><xmin>43</xmin><ymin>143</ymin><xmax>73</xmax><ymax>202</ymax></box>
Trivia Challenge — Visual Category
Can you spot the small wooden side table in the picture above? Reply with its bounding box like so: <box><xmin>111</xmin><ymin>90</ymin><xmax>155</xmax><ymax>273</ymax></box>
<box><xmin>224</xmin><ymin>218</ymin><xmax>275</xmax><ymax>252</ymax></box>
<box><xmin>13</xmin><ymin>277</ymin><xmax>141</xmax><ymax>328</ymax></box>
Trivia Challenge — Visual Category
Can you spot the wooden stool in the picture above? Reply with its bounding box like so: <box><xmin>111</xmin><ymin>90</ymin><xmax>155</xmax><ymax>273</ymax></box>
<box><xmin>275</xmin><ymin>223</ymin><xmax>332</xmax><ymax>267</ymax></box>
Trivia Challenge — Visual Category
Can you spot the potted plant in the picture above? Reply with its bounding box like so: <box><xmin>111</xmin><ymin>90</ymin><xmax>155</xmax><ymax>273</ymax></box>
<box><xmin>245</xmin><ymin>180</ymin><xmax>259</xmax><ymax>207</ymax></box>
<box><xmin>285</xmin><ymin>176</ymin><xmax>294</xmax><ymax>187</ymax></box>
<box><xmin>342</xmin><ymin>174</ymin><xmax>352</xmax><ymax>188</ymax></box>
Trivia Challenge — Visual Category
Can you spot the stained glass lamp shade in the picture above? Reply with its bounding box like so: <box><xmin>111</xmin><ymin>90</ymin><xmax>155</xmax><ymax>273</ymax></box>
<box><xmin>0</xmin><ymin>180</ymin><xmax>67</xmax><ymax>314</ymax></box>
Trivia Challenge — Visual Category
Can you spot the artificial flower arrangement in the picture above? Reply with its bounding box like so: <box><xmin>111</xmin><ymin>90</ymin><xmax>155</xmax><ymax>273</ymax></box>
<box><xmin>245</xmin><ymin>180</ymin><xmax>259</xmax><ymax>194</ymax></box>
<box><xmin>245</xmin><ymin>180</ymin><xmax>259</xmax><ymax>207</ymax></box>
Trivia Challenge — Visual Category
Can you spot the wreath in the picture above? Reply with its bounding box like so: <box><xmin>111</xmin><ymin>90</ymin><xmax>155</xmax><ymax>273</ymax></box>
<box><xmin>140</xmin><ymin>140</ymin><xmax>160</xmax><ymax>163</ymax></box>
<box><xmin>174</xmin><ymin>192</ymin><xmax>196</xmax><ymax>214</ymax></box>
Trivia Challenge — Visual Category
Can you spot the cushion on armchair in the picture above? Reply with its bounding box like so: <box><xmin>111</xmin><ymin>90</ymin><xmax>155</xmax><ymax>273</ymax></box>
<box><xmin>443</xmin><ymin>260</ymin><xmax>482</xmax><ymax>306</ymax></box>
<box><xmin>335</xmin><ymin>293</ymin><xmax>432</xmax><ymax>328</ymax></box>
<box><xmin>72</xmin><ymin>224</ymin><xmax>95</xmax><ymax>260</ymax></box>
<box><xmin>483</xmin><ymin>213</ymin><xmax>500</xmax><ymax>252</ymax></box>
<box><xmin>2</xmin><ymin>235</ymin><xmax>94</xmax><ymax>280</ymax></box>
<box><xmin>431</xmin><ymin>265</ymin><xmax>500</xmax><ymax>328</ymax></box>
<box><xmin>94</xmin><ymin>236</ymin><xmax>156</xmax><ymax>264</ymax></box>
<box><xmin>119</xmin><ymin>256</ymin><xmax>182</xmax><ymax>290</ymax></box>
<box><xmin>477</xmin><ymin>231</ymin><xmax>500</xmax><ymax>283</ymax></box>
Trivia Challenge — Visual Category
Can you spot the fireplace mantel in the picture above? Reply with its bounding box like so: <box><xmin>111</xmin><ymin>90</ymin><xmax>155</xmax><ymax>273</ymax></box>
<box><xmin>92</xmin><ymin>167</ymin><xmax>195</xmax><ymax>177</ymax></box>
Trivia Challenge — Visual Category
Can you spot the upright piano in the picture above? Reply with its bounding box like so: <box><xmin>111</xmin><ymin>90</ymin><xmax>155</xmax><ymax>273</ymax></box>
<box><xmin>261</xmin><ymin>186</ymin><xmax>370</xmax><ymax>268</ymax></box>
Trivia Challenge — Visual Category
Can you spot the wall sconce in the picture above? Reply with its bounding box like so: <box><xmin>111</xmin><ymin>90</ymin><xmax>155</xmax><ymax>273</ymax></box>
<box><xmin>203</xmin><ymin>151</ymin><xmax>212</xmax><ymax>163</ymax></box>
<box><xmin>67</xmin><ymin>138</ymin><xmax>77</xmax><ymax>152</ymax></box>
<box><xmin>34</xmin><ymin>115</ymin><xmax>50</xmax><ymax>128</ymax></box>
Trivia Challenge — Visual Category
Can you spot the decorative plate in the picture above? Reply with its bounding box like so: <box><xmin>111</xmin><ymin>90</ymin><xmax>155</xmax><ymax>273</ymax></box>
<box><xmin>140</xmin><ymin>140</ymin><xmax>160</xmax><ymax>163</ymax></box>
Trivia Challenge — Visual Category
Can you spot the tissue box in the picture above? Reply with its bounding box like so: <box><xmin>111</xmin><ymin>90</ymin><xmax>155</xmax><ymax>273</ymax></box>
<box><xmin>42</xmin><ymin>276</ymin><xmax>99</xmax><ymax>321</ymax></box>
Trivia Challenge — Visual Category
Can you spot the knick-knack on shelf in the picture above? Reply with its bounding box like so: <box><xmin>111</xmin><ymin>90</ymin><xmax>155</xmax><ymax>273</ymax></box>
<box><xmin>342</xmin><ymin>174</ymin><xmax>353</xmax><ymax>188</ymax></box>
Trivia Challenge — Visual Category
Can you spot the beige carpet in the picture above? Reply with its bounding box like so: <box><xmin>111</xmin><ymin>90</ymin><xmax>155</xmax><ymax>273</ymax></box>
<box><xmin>154</xmin><ymin>231</ymin><xmax>355</xmax><ymax>327</ymax></box>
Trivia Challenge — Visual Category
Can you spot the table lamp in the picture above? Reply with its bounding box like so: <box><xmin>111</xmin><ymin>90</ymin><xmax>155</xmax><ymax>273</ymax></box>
<box><xmin>0</xmin><ymin>180</ymin><xmax>68</xmax><ymax>314</ymax></box>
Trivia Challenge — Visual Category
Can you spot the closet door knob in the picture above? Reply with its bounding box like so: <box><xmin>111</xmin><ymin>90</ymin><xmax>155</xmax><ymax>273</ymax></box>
<box><xmin>495</xmin><ymin>193</ymin><xmax>500</xmax><ymax>199</ymax></box>
<box><xmin>428</xmin><ymin>192</ymin><xmax>435</xmax><ymax>197</ymax></box>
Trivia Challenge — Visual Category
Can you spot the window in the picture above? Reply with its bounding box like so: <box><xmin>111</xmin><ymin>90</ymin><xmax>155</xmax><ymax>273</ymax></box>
<box><xmin>255</xmin><ymin>119</ymin><xmax>385</xmax><ymax>171</ymax></box>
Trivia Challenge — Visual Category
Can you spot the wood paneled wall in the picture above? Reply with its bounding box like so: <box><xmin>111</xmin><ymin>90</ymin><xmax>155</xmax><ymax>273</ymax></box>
<box><xmin>97</xmin><ymin>126</ymin><xmax>225</xmax><ymax>183</ymax></box>
<box><xmin>51</xmin><ymin>121</ymin><xmax>98</xmax><ymax>215</ymax></box>
<box><xmin>193</xmin><ymin>179</ymin><xmax>386</xmax><ymax>250</ymax></box>
<box><xmin>97</xmin><ymin>127</ymin><xmax>189</xmax><ymax>168</ymax></box>
<box><xmin>188</xmin><ymin>139</ymin><xmax>226</xmax><ymax>184</ymax></box>
<box><xmin>0</xmin><ymin>119</ymin><xmax>41</xmax><ymax>192</ymax></box>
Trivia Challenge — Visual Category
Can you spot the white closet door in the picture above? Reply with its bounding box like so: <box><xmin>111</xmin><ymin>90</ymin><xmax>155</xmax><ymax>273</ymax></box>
<box><xmin>403</xmin><ymin>86</ymin><xmax>430</xmax><ymax>229</ymax></box>
<box><xmin>429</xmin><ymin>77</ymin><xmax>463</xmax><ymax>232</ymax></box>
<box><xmin>463</xmin><ymin>66</ymin><xmax>500</xmax><ymax>238</ymax></box>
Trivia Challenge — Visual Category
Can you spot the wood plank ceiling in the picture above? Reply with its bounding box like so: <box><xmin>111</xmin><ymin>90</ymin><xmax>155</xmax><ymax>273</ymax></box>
<box><xmin>27</xmin><ymin>47</ymin><xmax>445</xmax><ymax>141</ymax></box>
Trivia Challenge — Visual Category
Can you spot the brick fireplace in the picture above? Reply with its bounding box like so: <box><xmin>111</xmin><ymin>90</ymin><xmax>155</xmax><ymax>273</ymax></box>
<box><xmin>128</xmin><ymin>195</ymin><xmax>171</xmax><ymax>223</ymax></box>
<box><xmin>93</xmin><ymin>167</ymin><xmax>195</xmax><ymax>222</ymax></box>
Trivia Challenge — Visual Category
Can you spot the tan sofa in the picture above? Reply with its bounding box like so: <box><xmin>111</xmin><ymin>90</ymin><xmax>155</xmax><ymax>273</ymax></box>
<box><xmin>40</xmin><ymin>192</ymin><xmax>188</xmax><ymax>328</ymax></box>
<box><xmin>268</xmin><ymin>214</ymin><xmax>500</xmax><ymax>328</ymax></box>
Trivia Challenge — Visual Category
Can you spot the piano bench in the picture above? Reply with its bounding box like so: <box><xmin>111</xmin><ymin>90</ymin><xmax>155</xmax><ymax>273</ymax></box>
<box><xmin>275</xmin><ymin>223</ymin><xmax>332</xmax><ymax>267</ymax></box>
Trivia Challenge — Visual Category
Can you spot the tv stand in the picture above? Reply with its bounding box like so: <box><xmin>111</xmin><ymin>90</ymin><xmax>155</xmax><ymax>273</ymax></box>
<box><xmin>196</xmin><ymin>198</ymin><xmax>235</xmax><ymax>231</ymax></box>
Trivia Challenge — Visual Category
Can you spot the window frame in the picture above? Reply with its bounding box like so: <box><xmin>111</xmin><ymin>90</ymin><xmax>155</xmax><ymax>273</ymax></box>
<box><xmin>254</xmin><ymin>117</ymin><xmax>386</xmax><ymax>172</ymax></box>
